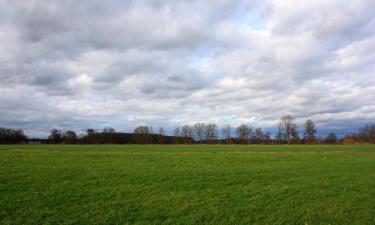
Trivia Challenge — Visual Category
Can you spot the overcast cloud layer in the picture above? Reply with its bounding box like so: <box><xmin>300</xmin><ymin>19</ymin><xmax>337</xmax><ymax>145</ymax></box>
<box><xmin>1</xmin><ymin>0</ymin><xmax>374</xmax><ymax>137</ymax></box>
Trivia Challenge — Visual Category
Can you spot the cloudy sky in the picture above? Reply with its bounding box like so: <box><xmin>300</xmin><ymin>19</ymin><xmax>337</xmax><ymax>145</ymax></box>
<box><xmin>1</xmin><ymin>0</ymin><xmax>374</xmax><ymax>137</ymax></box>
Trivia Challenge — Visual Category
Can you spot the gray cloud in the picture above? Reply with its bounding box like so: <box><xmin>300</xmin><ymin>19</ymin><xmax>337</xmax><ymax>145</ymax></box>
<box><xmin>0</xmin><ymin>0</ymin><xmax>374</xmax><ymax>137</ymax></box>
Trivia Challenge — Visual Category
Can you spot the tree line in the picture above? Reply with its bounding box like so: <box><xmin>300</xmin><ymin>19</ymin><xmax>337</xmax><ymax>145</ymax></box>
<box><xmin>0</xmin><ymin>128</ymin><xmax>27</xmax><ymax>144</ymax></box>
<box><xmin>1</xmin><ymin>115</ymin><xmax>374</xmax><ymax>144</ymax></box>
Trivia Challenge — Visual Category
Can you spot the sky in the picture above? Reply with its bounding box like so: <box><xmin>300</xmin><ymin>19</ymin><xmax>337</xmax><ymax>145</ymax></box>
<box><xmin>0</xmin><ymin>0</ymin><xmax>374</xmax><ymax>138</ymax></box>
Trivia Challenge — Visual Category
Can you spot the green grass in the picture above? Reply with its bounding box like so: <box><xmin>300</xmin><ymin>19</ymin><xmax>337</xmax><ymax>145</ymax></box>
<box><xmin>1</xmin><ymin>145</ymin><xmax>374</xmax><ymax>225</ymax></box>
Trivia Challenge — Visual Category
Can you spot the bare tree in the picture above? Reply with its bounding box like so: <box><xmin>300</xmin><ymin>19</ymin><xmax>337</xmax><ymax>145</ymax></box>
<box><xmin>181</xmin><ymin>125</ymin><xmax>193</xmax><ymax>144</ymax></box>
<box><xmin>221</xmin><ymin>125</ymin><xmax>232</xmax><ymax>144</ymax></box>
<box><xmin>0</xmin><ymin>127</ymin><xmax>27</xmax><ymax>144</ymax></box>
<box><xmin>304</xmin><ymin>119</ymin><xmax>317</xmax><ymax>144</ymax></box>
<box><xmin>276</xmin><ymin>123</ymin><xmax>284</xmax><ymax>144</ymax></box>
<box><xmin>264</xmin><ymin>131</ymin><xmax>271</xmax><ymax>144</ymax></box>
<box><xmin>205</xmin><ymin>123</ymin><xmax>218</xmax><ymax>143</ymax></box>
<box><xmin>173</xmin><ymin>127</ymin><xmax>180</xmax><ymax>144</ymax></box>
<box><xmin>133</xmin><ymin>126</ymin><xmax>152</xmax><ymax>144</ymax></box>
<box><xmin>193</xmin><ymin>123</ymin><xmax>206</xmax><ymax>143</ymax></box>
<box><xmin>255</xmin><ymin>128</ymin><xmax>264</xmax><ymax>144</ymax></box>
<box><xmin>290</xmin><ymin>123</ymin><xmax>300</xmax><ymax>144</ymax></box>
<box><xmin>173</xmin><ymin>127</ymin><xmax>180</xmax><ymax>137</ymax></box>
<box><xmin>157</xmin><ymin>127</ymin><xmax>166</xmax><ymax>144</ymax></box>
<box><xmin>181</xmin><ymin>125</ymin><xmax>193</xmax><ymax>137</ymax></box>
<box><xmin>279</xmin><ymin>115</ymin><xmax>299</xmax><ymax>144</ymax></box>
<box><xmin>159</xmin><ymin>127</ymin><xmax>166</xmax><ymax>136</ymax></box>
<box><xmin>133</xmin><ymin>126</ymin><xmax>151</xmax><ymax>134</ymax></box>
<box><xmin>357</xmin><ymin>124</ymin><xmax>375</xmax><ymax>143</ymax></box>
<box><xmin>236</xmin><ymin>124</ymin><xmax>252</xmax><ymax>144</ymax></box>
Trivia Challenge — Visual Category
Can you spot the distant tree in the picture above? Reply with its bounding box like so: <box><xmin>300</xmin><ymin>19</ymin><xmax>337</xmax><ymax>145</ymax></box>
<box><xmin>221</xmin><ymin>125</ymin><xmax>232</xmax><ymax>144</ymax></box>
<box><xmin>205</xmin><ymin>123</ymin><xmax>218</xmax><ymax>143</ymax></box>
<box><xmin>357</xmin><ymin>124</ymin><xmax>375</xmax><ymax>143</ymax></box>
<box><xmin>0</xmin><ymin>127</ymin><xmax>27</xmax><ymax>144</ymax></box>
<box><xmin>173</xmin><ymin>127</ymin><xmax>180</xmax><ymax>144</ymax></box>
<box><xmin>159</xmin><ymin>127</ymin><xmax>166</xmax><ymax>136</ymax></box>
<box><xmin>264</xmin><ymin>131</ymin><xmax>271</xmax><ymax>144</ymax></box>
<box><xmin>236</xmin><ymin>124</ymin><xmax>252</xmax><ymax>144</ymax></box>
<box><xmin>82</xmin><ymin>129</ymin><xmax>97</xmax><ymax>144</ymax></box>
<box><xmin>193</xmin><ymin>123</ymin><xmax>206</xmax><ymax>143</ymax></box>
<box><xmin>279</xmin><ymin>115</ymin><xmax>300</xmax><ymax>144</ymax></box>
<box><xmin>173</xmin><ymin>127</ymin><xmax>180</xmax><ymax>136</ymax></box>
<box><xmin>48</xmin><ymin>129</ymin><xmax>63</xmax><ymax>144</ymax></box>
<box><xmin>133</xmin><ymin>126</ymin><xmax>152</xmax><ymax>144</ymax></box>
<box><xmin>17</xmin><ymin>129</ymin><xmax>27</xmax><ymax>143</ymax></box>
<box><xmin>103</xmin><ymin>127</ymin><xmax>116</xmax><ymax>133</ymax></box>
<box><xmin>181</xmin><ymin>125</ymin><xmax>193</xmax><ymax>137</ymax></box>
<box><xmin>133</xmin><ymin>126</ymin><xmax>151</xmax><ymax>134</ymax></box>
<box><xmin>290</xmin><ymin>124</ymin><xmax>301</xmax><ymax>144</ymax></box>
<box><xmin>157</xmin><ymin>127</ymin><xmax>166</xmax><ymax>144</ymax></box>
<box><xmin>181</xmin><ymin>125</ymin><xmax>193</xmax><ymax>144</ymax></box>
<box><xmin>102</xmin><ymin>127</ymin><xmax>116</xmax><ymax>144</ymax></box>
<box><xmin>304</xmin><ymin>119</ymin><xmax>317</xmax><ymax>144</ymax></box>
<box><xmin>325</xmin><ymin>133</ymin><xmax>337</xmax><ymax>144</ymax></box>
<box><xmin>276</xmin><ymin>123</ymin><xmax>284</xmax><ymax>144</ymax></box>
<box><xmin>255</xmin><ymin>128</ymin><xmax>264</xmax><ymax>144</ymax></box>
<box><xmin>63</xmin><ymin>131</ymin><xmax>77</xmax><ymax>144</ymax></box>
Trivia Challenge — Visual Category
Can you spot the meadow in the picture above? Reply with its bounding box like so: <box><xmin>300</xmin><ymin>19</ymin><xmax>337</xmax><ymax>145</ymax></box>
<box><xmin>0</xmin><ymin>144</ymin><xmax>374</xmax><ymax>225</ymax></box>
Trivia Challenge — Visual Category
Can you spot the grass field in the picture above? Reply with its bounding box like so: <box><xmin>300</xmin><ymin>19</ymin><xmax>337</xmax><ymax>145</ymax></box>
<box><xmin>0</xmin><ymin>145</ymin><xmax>374</xmax><ymax>225</ymax></box>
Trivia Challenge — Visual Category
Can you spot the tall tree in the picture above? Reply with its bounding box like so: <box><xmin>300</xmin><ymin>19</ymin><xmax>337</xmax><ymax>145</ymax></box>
<box><xmin>290</xmin><ymin>123</ymin><xmax>300</xmax><ymax>144</ymax></box>
<box><xmin>181</xmin><ymin>125</ymin><xmax>193</xmax><ymax>144</ymax></box>
<box><xmin>357</xmin><ymin>124</ymin><xmax>375</xmax><ymax>143</ymax></box>
<box><xmin>173</xmin><ymin>127</ymin><xmax>181</xmax><ymax>144</ymax></box>
<box><xmin>304</xmin><ymin>119</ymin><xmax>317</xmax><ymax>144</ymax></box>
<box><xmin>133</xmin><ymin>126</ymin><xmax>151</xmax><ymax>144</ymax></box>
<box><xmin>157</xmin><ymin>127</ymin><xmax>166</xmax><ymax>144</ymax></box>
<box><xmin>255</xmin><ymin>128</ymin><xmax>264</xmax><ymax>144</ymax></box>
<box><xmin>278</xmin><ymin>115</ymin><xmax>299</xmax><ymax>144</ymax></box>
<box><xmin>193</xmin><ymin>123</ymin><xmax>206</xmax><ymax>143</ymax></box>
<box><xmin>63</xmin><ymin>131</ymin><xmax>77</xmax><ymax>144</ymax></box>
<box><xmin>276</xmin><ymin>123</ymin><xmax>284</xmax><ymax>144</ymax></box>
<box><xmin>264</xmin><ymin>131</ymin><xmax>271</xmax><ymax>144</ymax></box>
<box><xmin>173</xmin><ymin>127</ymin><xmax>180</xmax><ymax>137</ymax></box>
<box><xmin>221</xmin><ymin>125</ymin><xmax>232</xmax><ymax>144</ymax></box>
<box><xmin>205</xmin><ymin>123</ymin><xmax>218</xmax><ymax>143</ymax></box>
<box><xmin>48</xmin><ymin>129</ymin><xmax>63</xmax><ymax>144</ymax></box>
<box><xmin>159</xmin><ymin>127</ymin><xmax>166</xmax><ymax>136</ymax></box>
<box><xmin>236</xmin><ymin>124</ymin><xmax>252</xmax><ymax>144</ymax></box>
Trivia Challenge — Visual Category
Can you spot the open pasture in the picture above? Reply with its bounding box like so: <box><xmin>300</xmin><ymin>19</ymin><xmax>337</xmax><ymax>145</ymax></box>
<box><xmin>1</xmin><ymin>145</ymin><xmax>375</xmax><ymax>224</ymax></box>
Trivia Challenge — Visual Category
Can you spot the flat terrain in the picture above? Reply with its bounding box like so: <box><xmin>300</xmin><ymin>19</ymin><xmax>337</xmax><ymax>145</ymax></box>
<box><xmin>0</xmin><ymin>145</ymin><xmax>374</xmax><ymax>225</ymax></box>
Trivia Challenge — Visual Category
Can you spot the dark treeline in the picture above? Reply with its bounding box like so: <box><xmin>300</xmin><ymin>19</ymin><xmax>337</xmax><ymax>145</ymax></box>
<box><xmin>0</xmin><ymin>128</ymin><xmax>27</xmax><ymax>144</ymax></box>
<box><xmin>1</xmin><ymin>115</ymin><xmax>375</xmax><ymax>144</ymax></box>
<box><xmin>45</xmin><ymin>127</ymin><xmax>191</xmax><ymax>144</ymax></box>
